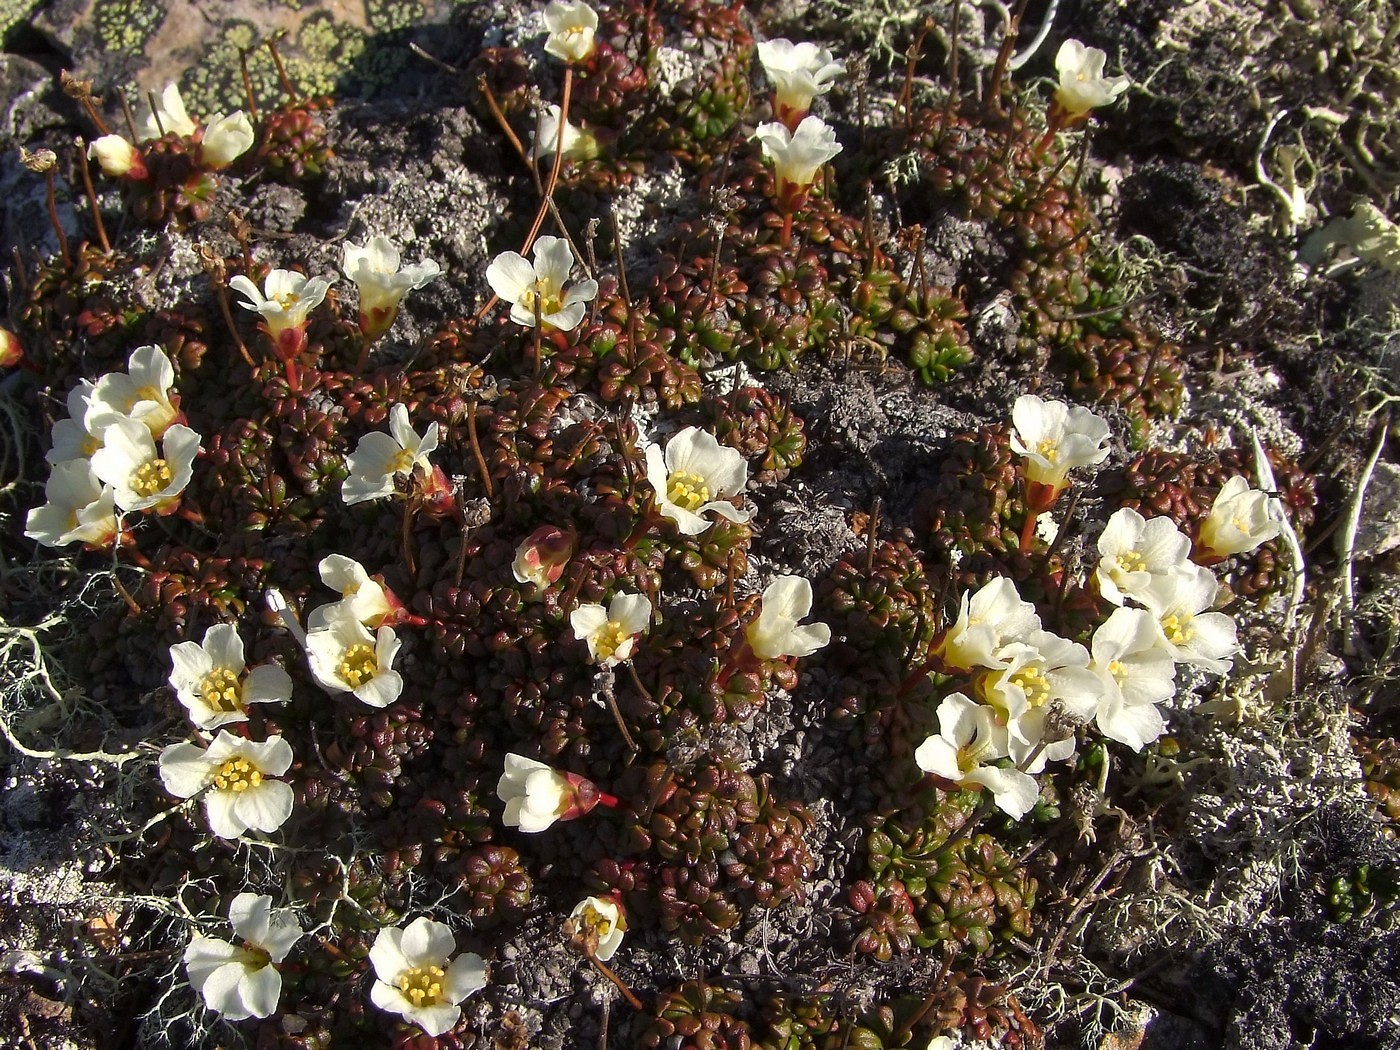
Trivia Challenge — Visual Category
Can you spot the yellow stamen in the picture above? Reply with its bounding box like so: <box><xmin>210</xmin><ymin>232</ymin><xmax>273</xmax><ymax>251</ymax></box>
<box><xmin>338</xmin><ymin>643</ymin><xmax>378</xmax><ymax>687</ymax></box>
<box><xmin>521</xmin><ymin>280</ymin><xmax>564</xmax><ymax>318</ymax></box>
<box><xmin>1116</xmin><ymin>550</ymin><xmax>1145</xmax><ymax>574</ymax></box>
<box><xmin>1161</xmin><ymin>613</ymin><xmax>1194</xmax><ymax>646</ymax></box>
<box><xmin>132</xmin><ymin>459</ymin><xmax>173</xmax><ymax>497</ymax></box>
<box><xmin>199</xmin><ymin>667</ymin><xmax>243</xmax><ymax>713</ymax></box>
<box><xmin>593</xmin><ymin>620</ymin><xmax>630</xmax><ymax>664</ymax></box>
<box><xmin>1009</xmin><ymin>665</ymin><xmax>1050</xmax><ymax>708</ymax></box>
<box><xmin>666</xmin><ymin>469</ymin><xmax>711</xmax><ymax>512</ymax></box>
<box><xmin>398</xmin><ymin>965</ymin><xmax>447</xmax><ymax>1007</ymax></box>
<box><xmin>212</xmin><ymin>756</ymin><xmax>263</xmax><ymax>793</ymax></box>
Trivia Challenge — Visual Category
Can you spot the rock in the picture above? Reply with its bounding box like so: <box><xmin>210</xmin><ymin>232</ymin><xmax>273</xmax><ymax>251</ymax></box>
<box><xmin>1354</xmin><ymin>460</ymin><xmax>1400</xmax><ymax>560</ymax></box>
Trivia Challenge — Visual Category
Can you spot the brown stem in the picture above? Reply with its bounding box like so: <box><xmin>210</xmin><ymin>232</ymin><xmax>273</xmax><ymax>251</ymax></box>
<box><xmin>519</xmin><ymin>66</ymin><xmax>575</xmax><ymax>256</ymax></box>
<box><xmin>624</xmin><ymin>661</ymin><xmax>653</xmax><ymax>710</ymax></box>
<box><xmin>43</xmin><ymin>170</ymin><xmax>71</xmax><ymax>268</ymax></box>
<box><xmin>118</xmin><ymin>93</ymin><xmax>140</xmax><ymax>143</ymax></box>
<box><xmin>238</xmin><ymin>49</ymin><xmax>262</xmax><ymax>124</ymax></box>
<box><xmin>461</xmin><ymin>400</ymin><xmax>493</xmax><ymax>502</ymax></box>
<box><xmin>266</xmin><ymin>37</ymin><xmax>299</xmax><ymax>101</ymax></box>
<box><xmin>477</xmin><ymin>74</ymin><xmax>530</xmax><ymax>166</ymax></box>
<box><xmin>939</xmin><ymin>0</ymin><xmax>962</xmax><ymax>135</ymax></box>
<box><xmin>110</xmin><ymin>573</ymin><xmax>141</xmax><ymax>615</ymax></box>
<box><xmin>985</xmin><ymin>0</ymin><xmax>1028</xmax><ymax>116</ymax></box>
<box><xmin>604</xmin><ymin>672</ymin><xmax>640</xmax><ymax>755</ymax></box>
<box><xmin>587</xmin><ymin>952</ymin><xmax>643</xmax><ymax>1011</ymax></box>
<box><xmin>611</xmin><ymin>207</ymin><xmax>638</xmax><ymax>367</ymax></box>
<box><xmin>146</xmin><ymin>91</ymin><xmax>167</xmax><ymax>137</ymax></box>
<box><xmin>401</xmin><ymin>499</ymin><xmax>417</xmax><ymax>577</ymax></box>
<box><xmin>74</xmin><ymin>140</ymin><xmax>110</xmax><ymax>253</ymax></box>
<box><xmin>212</xmin><ymin>275</ymin><xmax>256</xmax><ymax>368</ymax></box>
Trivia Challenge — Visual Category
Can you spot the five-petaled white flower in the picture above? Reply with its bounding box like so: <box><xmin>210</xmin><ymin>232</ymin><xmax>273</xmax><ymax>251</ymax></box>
<box><xmin>979</xmin><ymin>629</ymin><xmax>1099</xmax><ymax>770</ymax></box>
<box><xmin>229</xmin><ymin>269</ymin><xmax>336</xmax><ymax>355</ymax></box>
<box><xmin>756</xmin><ymin>39</ymin><xmax>844</xmax><ymax>122</ymax></box>
<box><xmin>342</xmin><ymin>236</ymin><xmax>443</xmax><ymax>341</ymax></box>
<box><xmin>1073</xmin><ymin>607</ymin><xmax>1177</xmax><ymax>751</ymax></box>
<box><xmin>342</xmin><ymin>403</ymin><xmax>440</xmax><ymax>505</ymax></box>
<box><xmin>568</xmin><ymin>895</ymin><xmax>626</xmax><ymax>962</ymax></box>
<box><xmin>1009</xmin><ymin>393</ymin><xmax>1111</xmax><ymax>495</ymax></box>
<box><xmin>200</xmin><ymin>112</ymin><xmax>255</xmax><ymax>169</ymax></box>
<box><xmin>305</xmin><ymin>607</ymin><xmax>404</xmax><ymax>708</ymax></box>
<box><xmin>89</xmin><ymin>416</ymin><xmax>201</xmax><ymax>514</ymax></box>
<box><xmin>644</xmin><ymin>426</ymin><xmax>751</xmax><ymax>535</ymax></box>
<box><xmin>497</xmin><ymin>753</ymin><xmax>588</xmax><ymax>832</ymax></box>
<box><xmin>1140</xmin><ymin>565</ymin><xmax>1239</xmax><ymax>674</ymax></box>
<box><xmin>486</xmin><ymin>236</ymin><xmax>598</xmax><ymax>331</ymax></box>
<box><xmin>24</xmin><ymin>460</ymin><xmax>119</xmax><ymax>548</ymax></box>
<box><xmin>369</xmin><ymin>917</ymin><xmax>487</xmax><ymax>1037</ymax></box>
<box><xmin>915</xmin><ymin>693</ymin><xmax>1040</xmax><ymax>819</ymax></box>
<box><xmin>529</xmin><ymin>104</ymin><xmax>598</xmax><ymax>164</ymax></box>
<box><xmin>1197</xmin><ymin>476</ymin><xmax>1281</xmax><ymax>559</ymax></box>
<box><xmin>1095</xmin><ymin>507</ymin><xmax>1192</xmax><ymax>607</ymax></box>
<box><xmin>570</xmin><ymin>592</ymin><xmax>652</xmax><ymax>666</ymax></box>
<box><xmin>158</xmin><ymin>731</ymin><xmax>295</xmax><ymax>840</ymax></box>
<box><xmin>313</xmin><ymin>554</ymin><xmax>393</xmax><ymax>627</ymax></box>
<box><xmin>746</xmin><ymin>576</ymin><xmax>831</xmax><ymax>660</ymax></box>
<box><xmin>543</xmin><ymin>0</ymin><xmax>599</xmax><ymax>62</ymax></box>
<box><xmin>138</xmin><ymin>82</ymin><xmax>198</xmax><ymax>140</ymax></box>
<box><xmin>87</xmin><ymin>134</ymin><xmax>146</xmax><ymax>179</ymax></box>
<box><xmin>936</xmin><ymin>576</ymin><xmax>1041</xmax><ymax>673</ymax></box>
<box><xmin>752</xmin><ymin>116</ymin><xmax>843</xmax><ymax>195</ymax></box>
<box><xmin>169</xmin><ymin>623</ymin><xmax>293</xmax><ymax>730</ymax></box>
<box><xmin>1053</xmin><ymin>39</ymin><xmax>1130</xmax><ymax>121</ymax></box>
<box><xmin>87</xmin><ymin>344</ymin><xmax>179</xmax><ymax>438</ymax></box>
<box><xmin>184</xmin><ymin>893</ymin><xmax>303</xmax><ymax>1021</ymax></box>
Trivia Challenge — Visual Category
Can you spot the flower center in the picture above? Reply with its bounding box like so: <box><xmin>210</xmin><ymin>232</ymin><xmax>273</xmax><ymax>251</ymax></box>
<box><xmin>398</xmin><ymin>964</ymin><xmax>447</xmax><ymax>1008</ymax></box>
<box><xmin>1161</xmin><ymin>613</ymin><xmax>1194</xmax><ymax>646</ymax></box>
<box><xmin>135</xmin><ymin>384</ymin><xmax>163</xmax><ymax>404</ymax></box>
<box><xmin>212</xmin><ymin>756</ymin><xmax>263</xmax><ymax>792</ymax></box>
<box><xmin>666</xmin><ymin>470</ymin><xmax>711</xmax><ymax>512</ymax></box>
<box><xmin>390</xmin><ymin>448</ymin><xmax>418</xmax><ymax>475</ymax></box>
<box><xmin>1009</xmin><ymin>665</ymin><xmax>1050</xmax><ymax>708</ymax></box>
<box><xmin>593</xmin><ymin>620</ymin><xmax>630</xmax><ymax>663</ymax></box>
<box><xmin>199</xmin><ymin>667</ymin><xmax>243</xmax><ymax>713</ymax></box>
<box><xmin>1115</xmin><ymin>550</ymin><xmax>1145</xmax><ymax>574</ymax></box>
<box><xmin>521</xmin><ymin>282</ymin><xmax>564</xmax><ymax>318</ymax></box>
<box><xmin>338</xmin><ymin>643</ymin><xmax>378</xmax><ymax>687</ymax></box>
<box><xmin>1107</xmin><ymin>659</ymin><xmax>1127</xmax><ymax>686</ymax></box>
<box><xmin>132</xmin><ymin>459</ymin><xmax>173</xmax><ymax>497</ymax></box>
<box><xmin>1035</xmin><ymin>439</ymin><xmax>1060</xmax><ymax>464</ymax></box>
<box><xmin>274</xmin><ymin>292</ymin><xmax>300</xmax><ymax>310</ymax></box>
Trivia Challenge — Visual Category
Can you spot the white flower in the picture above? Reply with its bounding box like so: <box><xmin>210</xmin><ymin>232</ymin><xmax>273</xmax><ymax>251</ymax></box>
<box><xmin>1075</xmin><ymin>607</ymin><xmax>1177</xmax><ymax>750</ymax></box>
<box><xmin>184</xmin><ymin>893</ymin><xmax>303</xmax><ymax>1021</ymax></box>
<box><xmin>168</xmin><ymin>623</ymin><xmax>293</xmax><ymax>730</ymax></box>
<box><xmin>543</xmin><ymin>0</ymin><xmax>599</xmax><ymax>62</ymax></box>
<box><xmin>47</xmin><ymin>381</ymin><xmax>100</xmax><ymax>464</ymax></box>
<box><xmin>486</xmin><ymin>236</ymin><xmax>598</xmax><ymax>331</ymax></box>
<box><xmin>528</xmin><ymin>104</ymin><xmax>598</xmax><ymax>164</ymax></box>
<box><xmin>570</xmin><ymin>592</ymin><xmax>652</xmax><ymax>667</ymax></box>
<box><xmin>87</xmin><ymin>344</ymin><xmax>179</xmax><ymax>438</ymax></box>
<box><xmin>138</xmin><ymin>82</ymin><xmax>198</xmax><ymax>140</ymax></box>
<box><xmin>24</xmin><ymin>460</ymin><xmax>120</xmax><ymax>548</ymax></box>
<box><xmin>342</xmin><ymin>403</ymin><xmax>440</xmax><ymax>505</ymax></box>
<box><xmin>979</xmin><ymin>629</ymin><xmax>1099</xmax><ymax>769</ymax></box>
<box><xmin>746</xmin><ymin>576</ymin><xmax>830</xmax><ymax>660</ymax></box>
<box><xmin>369</xmin><ymin>917</ymin><xmax>486</xmax><ymax>1037</ymax></box>
<box><xmin>1053</xmin><ymin>39</ymin><xmax>1130</xmax><ymax>120</ymax></box>
<box><xmin>305</xmin><ymin>607</ymin><xmax>404</xmax><ymax>707</ymax></box>
<box><xmin>201</xmin><ymin>111</ymin><xmax>255</xmax><ymax>169</ymax></box>
<box><xmin>87</xmin><ymin>134</ymin><xmax>145</xmax><ymax>178</ymax></box>
<box><xmin>752</xmin><ymin>116</ymin><xmax>842</xmax><ymax>194</ymax></box>
<box><xmin>89</xmin><ymin>417</ymin><xmax>200</xmax><ymax>514</ymax></box>
<box><xmin>1197</xmin><ymin>476</ymin><xmax>1281</xmax><ymax>558</ymax></box>
<box><xmin>511</xmin><ymin>525</ymin><xmax>575</xmax><ymax>589</ymax></box>
<box><xmin>569</xmin><ymin>895</ymin><xmax>626</xmax><ymax>961</ymax></box>
<box><xmin>228</xmin><ymin>269</ymin><xmax>335</xmax><ymax>347</ymax></box>
<box><xmin>1140</xmin><ymin>565</ymin><xmax>1238</xmax><ymax>673</ymax></box>
<box><xmin>756</xmin><ymin>39</ymin><xmax>844</xmax><ymax>119</ymax></box>
<box><xmin>914</xmin><ymin>693</ymin><xmax>1039</xmax><ymax>819</ymax></box>
<box><xmin>497</xmin><ymin>753</ymin><xmax>573</xmax><ymax>832</ymax></box>
<box><xmin>1094</xmin><ymin>507</ymin><xmax>1192</xmax><ymax>606</ymax></box>
<box><xmin>158</xmin><ymin>732</ymin><xmax>294</xmax><ymax>839</ymax></box>
<box><xmin>342</xmin><ymin>236</ymin><xmax>443</xmax><ymax>340</ymax></box>
<box><xmin>314</xmin><ymin>554</ymin><xmax>392</xmax><ymax>627</ymax></box>
<box><xmin>644</xmin><ymin>426</ymin><xmax>751</xmax><ymax>535</ymax></box>
<box><xmin>1009</xmin><ymin>393</ymin><xmax>1111</xmax><ymax>494</ymax></box>
<box><xmin>936</xmin><ymin>576</ymin><xmax>1041</xmax><ymax>672</ymax></box>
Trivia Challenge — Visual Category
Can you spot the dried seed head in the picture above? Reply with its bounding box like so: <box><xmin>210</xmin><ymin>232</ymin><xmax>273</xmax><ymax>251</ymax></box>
<box><xmin>21</xmin><ymin>147</ymin><xmax>57</xmax><ymax>173</ymax></box>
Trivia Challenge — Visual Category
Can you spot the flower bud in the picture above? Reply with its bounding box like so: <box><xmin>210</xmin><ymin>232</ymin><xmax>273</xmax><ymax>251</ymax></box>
<box><xmin>512</xmin><ymin>525</ymin><xmax>576</xmax><ymax>589</ymax></box>
<box><xmin>87</xmin><ymin>135</ymin><xmax>147</xmax><ymax>178</ymax></box>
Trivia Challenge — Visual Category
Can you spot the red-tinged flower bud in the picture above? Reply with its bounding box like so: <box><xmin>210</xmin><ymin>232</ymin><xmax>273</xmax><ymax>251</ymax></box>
<box><xmin>511</xmin><ymin>525</ymin><xmax>576</xmax><ymax>589</ymax></box>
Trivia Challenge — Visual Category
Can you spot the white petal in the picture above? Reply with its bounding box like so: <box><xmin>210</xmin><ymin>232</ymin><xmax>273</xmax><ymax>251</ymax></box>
<box><xmin>486</xmin><ymin>252</ymin><xmax>535</xmax><ymax>302</ymax></box>
<box><xmin>400</xmin><ymin>917</ymin><xmax>454</xmax><ymax>968</ymax></box>
<box><xmin>369</xmin><ymin>927</ymin><xmax>408</xmax><ymax>982</ymax></box>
